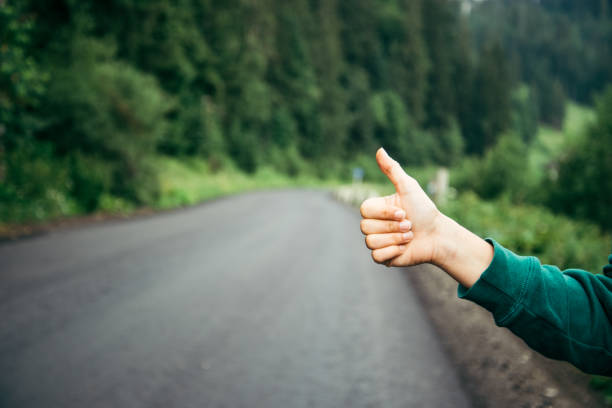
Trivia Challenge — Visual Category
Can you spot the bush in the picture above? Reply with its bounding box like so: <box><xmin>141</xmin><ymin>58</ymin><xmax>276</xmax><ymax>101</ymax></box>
<box><xmin>227</xmin><ymin>121</ymin><xmax>259</xmax><ymax>174</ymax></box>
<box><xmin>0</xmin><ymin>140</ymin><xmax>76</xmax><ymax>222</ymax></box>
<box><xmin>443</xmin><ymin>192</ymin><xmax>611</xmax><ymax>272</ymax></box>
<box><xmin>548</xmin><ymin>86</ymin><xmax>612</xmax><ymax>231</ymax></box>
<box><xmin>453</xmin><ymin>133</ymin><xmax>533</xmax><ymax>202</ymax></box>
<box><xmin>266</xmin><ymin>145</ymin><xmax>309</xmax><ymax>178</ymax></box>
<box><xmin>511</xmin><ymin>85</ymin><xmax>539</xmax><ymax>143</ymax></box>
<box><xmin>429</xmin><ymin>120</ymin><xmax>465</xmax><ymax>166</ymax></box>
<box><xmin>0</xmin><ymin>3</ymin><xmax>47</xmax><ymax>142</ymax></box>
<box><xmin>42</xmin><ymin>37</ymin><xmax>170</xmax><ymax>207</ymax></box>
<box><xmin>160</xmin><ymin>94</ymin><xmax>225</xmax><ymax>157</ymax></box>
<box><xmin>69</xmin><ymin>153</ymin><xmax>113</xmax><ymax>211</ymax></box>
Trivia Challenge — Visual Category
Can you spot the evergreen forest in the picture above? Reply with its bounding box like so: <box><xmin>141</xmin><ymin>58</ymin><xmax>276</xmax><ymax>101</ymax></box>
<box><xmin>1</xmin><ymin>0</ymin><xmax>612</xmax><ymax>234</ymax></box>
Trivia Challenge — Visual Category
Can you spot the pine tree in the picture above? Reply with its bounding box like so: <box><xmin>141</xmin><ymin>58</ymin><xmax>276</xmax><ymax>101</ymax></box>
<box><xmin>422</xmin><ymin>0</ymin><xmax>458</xmax><ymax>129</ymax></box>
<box><xmin>387</xmin><ymin>0</ymin><xmax>429</xmax><ymax>125</ymax></box>
<box><xmin>466</xmin><ymin>42</ymin><xmax>512</xmax><ymax>155</ymax></box>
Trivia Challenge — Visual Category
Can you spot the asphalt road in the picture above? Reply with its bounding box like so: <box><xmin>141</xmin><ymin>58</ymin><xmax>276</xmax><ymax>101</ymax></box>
<box><xmin>0</xmin><ymin>190</ymin><xmax>471</xmax><ymax>408</ymax></box>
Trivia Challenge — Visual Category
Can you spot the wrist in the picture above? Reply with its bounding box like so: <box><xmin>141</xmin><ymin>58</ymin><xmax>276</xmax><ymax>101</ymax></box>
<box><xmin>430</xmin><ymin>213</ymin><xmax>494</xmax><ymax>288</ymax></box>
<box><xmin>431</xmin><ymin>213</ymin><xmax>460</xmax><ymax>270</ymax></box>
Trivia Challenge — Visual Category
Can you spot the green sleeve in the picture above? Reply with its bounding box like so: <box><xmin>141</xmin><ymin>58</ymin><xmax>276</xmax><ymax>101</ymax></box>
<box><xmin>457</xmin><ymin>239</ymin><xmax>612</xmax><ymax>376</ymax></box>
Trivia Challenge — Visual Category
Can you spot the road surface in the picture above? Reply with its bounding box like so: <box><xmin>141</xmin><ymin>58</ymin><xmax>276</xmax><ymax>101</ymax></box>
<box><xmin>0</xmin><ymin>190</ymin><xmax>471</xmax><ymax>407</ymax></box>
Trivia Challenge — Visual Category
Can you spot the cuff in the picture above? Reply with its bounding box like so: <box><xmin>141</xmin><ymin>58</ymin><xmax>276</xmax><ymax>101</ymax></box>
<box><xmin>457</xmin><ymin>238</ymin><xmax>536</xmax><ymax>326</ymax></box>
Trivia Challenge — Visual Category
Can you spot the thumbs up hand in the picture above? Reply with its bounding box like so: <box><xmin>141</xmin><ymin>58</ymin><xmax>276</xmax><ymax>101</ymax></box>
<box><xmin>360</xmin><ymin>148</ymin><xmax>494</xmax><ymax>287</ymax></box>
<box><xmin>360</xmin><ymin>148</ymin><xmax>443</xmax><ymax>267</ymax></box>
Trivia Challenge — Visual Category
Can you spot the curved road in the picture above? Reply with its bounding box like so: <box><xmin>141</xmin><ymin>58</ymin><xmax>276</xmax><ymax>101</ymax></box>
<box><xmin>0</xmin><ymin>190</ymin><xmax>471</xmax><ymax>407</ymax></box>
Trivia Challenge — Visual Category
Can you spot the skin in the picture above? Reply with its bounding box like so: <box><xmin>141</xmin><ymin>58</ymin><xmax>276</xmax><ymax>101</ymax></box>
<box><xmin>360</xmin><ymin>148</ymin><xmax>494</xmax><ymax>289</ymax></box>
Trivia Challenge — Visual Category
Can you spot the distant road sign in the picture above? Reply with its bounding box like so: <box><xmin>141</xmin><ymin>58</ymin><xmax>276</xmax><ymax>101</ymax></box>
<box><xmin>352</xmin><ymin>167</ymin><xmax>364</xmax><ymax>183</ymax></box>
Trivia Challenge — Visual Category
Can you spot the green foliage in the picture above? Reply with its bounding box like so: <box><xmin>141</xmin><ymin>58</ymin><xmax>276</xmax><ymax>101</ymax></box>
<box><xmin>370</xmin><ymin>91</ymin><xmax>413</xmax><ymax>163</ymax></box>
<box><xmin>589</xmin><ymin>376</ymin><xmax>612</xmax><ymax>406</ymax></box>
<box><xmin>160</xmin><ymin>94</ymin><xmax>224</xmax><ymax>157</ymax></box>
<box><xmin>511</xmin><ymin>86</ymin><xmax>539</xmax><ymax>143</ymax></box>
<box><xmin>548</xmin><ymin>86</ymin><xmax>612</xmax><ymax>231</ymax></box>
<box><xmin>453</xmin><ymin>133</ymin><xmax>531</xmax><ymax>202</ymax></box>
<box><xmin>0</xmin><ymin>140</ymin><xmax>76</xmax><ymax>222</ymax></box>
<box><xmin>422</xmin><ymin>0</ymin><xmax>459</xmax><ymax>129</ymax></box>
<box><xmin>269</xmin><ymin>107</ymin><xmax>298</xmax><ymax>150</ymax></box>
<box><xmin>535</xmin><ymin>77</ymin><xmax>566</xmax><ymax>128</ymax></box>
<box><xmin>42</xmin><ymin>37</ymin><xmax>170</xmax><ymax>208</ymax></box>
<box><xmin>2</xmin><ymin>0</ymin><xmax>498</xmax><ymax>214</ymax></box>
<box><xmin>266</xmin><ymin>145</ymin><xmax>309</xmax><ymax>178</ymax></box>
<box><xmin>0</xmin><ymin>3</ymin><xmax>47</xmax><ymax>134</ymax></box>
<box><xmin>347</xmin><ymin>153</ymin><xmax>388</xmax><ymax>184</ymax></box>
<box><xmin>429</xmin><ymin>120</ymin><xmax>465</xmax><ymax>166</ymax></box>
<box><xmin>463</xmin><ymin>42</ymin><xmax>512</xmax><ymax>155</ymax></box>
<box><xmin>154</xmin><ymin>156</ymin><xmax>334</xmax><ymax>210</ymax></box>
<box><xmin>443</xmin><ymin>192</ymin><xmax>611</xmax><ymax>273</ymax></box>
<box><xmin>69</xmin><ymin>153</ymin><xmax>113</xmax><ymax>212</ymax></box>
<box><xmin>2</xmin><ymin>0</ymin><xmax>610</xmax><ymax>226</ymax></box>
<box><xmin>384</xmin><ymin>0</ymin><xmax>429</xmax><ymax>125</ymax></box>
<box><xmin>528</xmin><ymin>102</ymin><xmax>594</xmax><ymax>189</ymax></box>
<box><xmin>470</xmin><ymin>0</ymin><xmax>612</xmax><ymax>109</ymax></box>
<box><xmin>227</xmin><ymin>121</ymin><xmax>258</xmax><ymax>174</ymax></box>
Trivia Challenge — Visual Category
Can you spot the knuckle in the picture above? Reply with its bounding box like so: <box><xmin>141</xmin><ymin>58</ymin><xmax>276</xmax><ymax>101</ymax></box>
<box><xmin>360</xmin><ymin>219</ymin><xmax>368</xmax><ymax>234</ymax></box>
<box><xmin>371</xmin><ymin>251</ymin><xmax>383</xmax><ymax>263</ymax></box>
<box><xmin>365</xmin><ymin>236</ymin><xmax>374</xmax><ymax>249</ymax></box>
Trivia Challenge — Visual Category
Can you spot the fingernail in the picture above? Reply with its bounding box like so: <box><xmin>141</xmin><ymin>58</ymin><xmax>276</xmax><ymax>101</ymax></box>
<box><xmin>402</xmin><ymin>232</ymin><xmax>413</xmax><ymax>241</ymax></box>
<box><xmin>394</xmin><ymin>210</ymin><xmax>405</xmax><ymax>219</ymax></box>
<box><xmin>399</xmin><ymin>220</ymin><xmax>411</xmax><ymax>231</ymax></box>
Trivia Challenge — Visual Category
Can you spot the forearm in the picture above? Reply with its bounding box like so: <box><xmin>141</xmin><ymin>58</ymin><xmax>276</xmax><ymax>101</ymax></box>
<box><xmin>457</xmin><ymin>239</ymin><xmax>612</xmax><ymax>375</ymax></box>
<box><xmin>432</xmin><ymin>214</ymin><xmax>494</xmax><ymax>288</ymax></box>
<box><xmin>430</xmin><ymin>215</ymin><xmax>612</xmax><ymax>374</ymax></box>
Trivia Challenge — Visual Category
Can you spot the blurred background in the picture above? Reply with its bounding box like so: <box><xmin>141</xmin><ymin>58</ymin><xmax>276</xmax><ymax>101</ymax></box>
<box><xmin>1</xmin><ymin>0</ymin><xmax>612</xmax><ymax>404</ymax></box>
<box><xmin>2</xmin><ymin>0</ymin><xmax>612</xmax><ymax>240</ymax></box>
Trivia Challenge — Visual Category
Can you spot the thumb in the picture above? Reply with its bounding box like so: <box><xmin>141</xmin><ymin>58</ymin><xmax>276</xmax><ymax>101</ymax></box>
<box><xmin>376</xmin><ymin>147</ymin><xmax>409</xmax><ymax>194</ymax></box>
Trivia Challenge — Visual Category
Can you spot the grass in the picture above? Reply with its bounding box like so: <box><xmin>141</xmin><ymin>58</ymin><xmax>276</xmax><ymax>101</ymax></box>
<box><xmin>0</xmin><ymin>155</ymin><xmax>342</xmax><ymax>238</ymax></box>
<box><xmin>153</xmin><ymin>156</ymin><xmax>339</xmax><ymax>210</ymax></box>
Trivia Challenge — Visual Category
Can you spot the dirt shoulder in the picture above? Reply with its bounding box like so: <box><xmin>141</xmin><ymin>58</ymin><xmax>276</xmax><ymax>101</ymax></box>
<box><xmin>406</xmin><ymin>264</ymin><xmax>607</xmax><ymax>408</ymax></box>
<box><xmin>0</xmin><ymin>192</ymin><xmax>236</xmax><ymax>242</ymax></box>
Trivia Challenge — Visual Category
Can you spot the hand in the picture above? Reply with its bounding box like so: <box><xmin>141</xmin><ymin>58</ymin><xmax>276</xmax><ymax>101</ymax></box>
<box><xmin>360</xmin><ymin>148</ymin><xmax>493</xmax><ymax>288</ymax></box>
<box><xmin>360</xmin><ymin>148</ymin><xmax>443</xmax><ymax>267</ymax></box>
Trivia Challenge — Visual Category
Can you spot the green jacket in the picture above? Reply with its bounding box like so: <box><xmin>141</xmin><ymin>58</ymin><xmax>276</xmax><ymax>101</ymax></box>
<box><xmin>458</xmin><ymin>239</ymin><xmax>612</xmax><ymax>376</ymax></box>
